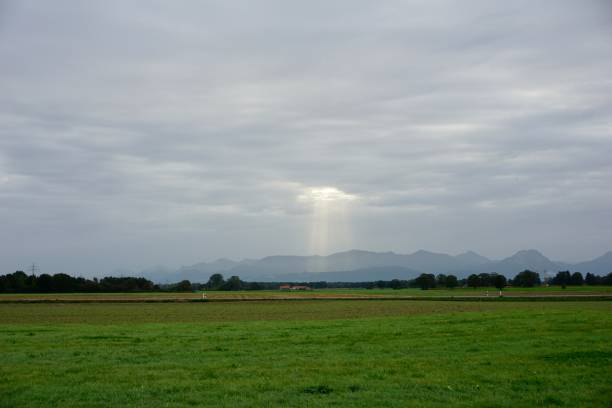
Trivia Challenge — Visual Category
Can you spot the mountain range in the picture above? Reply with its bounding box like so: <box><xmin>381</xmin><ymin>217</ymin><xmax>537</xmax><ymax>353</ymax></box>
<box><xmin>140</xmin><ymin>249</ymin><xmax>612</xmax><ymax>283</ymax></box>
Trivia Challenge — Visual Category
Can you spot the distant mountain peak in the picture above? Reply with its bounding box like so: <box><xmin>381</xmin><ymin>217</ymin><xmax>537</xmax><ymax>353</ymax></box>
<box><xmin>500</xmin><ymin>249</ymin><xmax>559</xmax><ymax>273</ymax></box>
<box><xmin>455</xmin><ymin>251</ymin><xmax>490</xmax><ymax>265</ymax></box>
<box><xmin>412</xmin><ymin>249</ymin><xmax>444</xmax><ymax>256</ymax></box>
<box><xmin>515</xmin><ymin>249</ymin><xmax>544</xmax><ymax>255</ymax></box>
<box><xmin>507</xmin><ymin>249</ymin><xmax>548</xmax><ymax>260</ymax></box>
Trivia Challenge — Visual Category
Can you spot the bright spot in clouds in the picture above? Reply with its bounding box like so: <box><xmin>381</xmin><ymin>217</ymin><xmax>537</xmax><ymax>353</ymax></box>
<box><xmin>297</xmin><ymin>187</ymin><xmax>357</xmax><ymax>257</ymax></box>
<box><xmin>299</xmin><ymin>187</ymin><xmax>357</xmax><ymax>204</ymax></box>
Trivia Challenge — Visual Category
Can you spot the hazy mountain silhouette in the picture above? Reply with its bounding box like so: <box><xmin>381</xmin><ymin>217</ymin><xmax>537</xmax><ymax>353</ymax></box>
<box><xmin>461</xmin><ymin>249</ymin><xmax>564</xmax><ymax>277</ymax></box>
<box><xmin>573</xmin><ymin>251</ymin><xmax>612</xmax><ymax>275</ymax></box>
<box><xmin>140</xmin><ymin>249</ymin><xmax>612</xmax><ymax>283</ymax></box>
<box><xmin>272</xmin><ymin>266</ymin><xmax>422</xmax><ymax>282</ymax></box>
<box><xmin>144</xmin><ymin>259</ymin><xmax>250</xmax><ymax>283</ymax></box>
<box><xmin>454</xmin><ymin>250</ymin><xmax>491</xmax><ymax>265</ymax></box>
<box><xmin>226</xmin><ymin>249</ymin><xmax>492</xmax><ymax>281</ymax></box>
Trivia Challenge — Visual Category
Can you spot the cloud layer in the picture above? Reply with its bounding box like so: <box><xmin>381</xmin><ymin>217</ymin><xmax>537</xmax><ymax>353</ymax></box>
<box><xmin>1</xmin><ymin>0</ymin><xmax>611</xmax><ymax>275</ymax></box>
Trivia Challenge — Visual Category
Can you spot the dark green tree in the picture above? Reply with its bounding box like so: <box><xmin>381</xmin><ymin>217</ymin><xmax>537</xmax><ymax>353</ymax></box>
<box><xmin>467</xmin><ymin>274</ymin><xmax>480</xmax><ymax>288</ymax></box>
<box><xmin>552</xmin><ymin>271</ymin><xmax>571</xmax><ymax>288</ymax></box>
<box><xmin>390</xmin><ymin>279</ymin><xmax>402</xmax><ymax>289</ymax></box>
<box><xmin>415</xmin><ymin>273</ymin><xmax>436</xmax><ymax>290</ymax></box>
<box><xmin>51</xmin><ymin>273</ymin><xmax>74</xmax><ymax>292</ymax></box>
<box><xmin>176</xmin><ymin>280</ymin><xmax>193</xmax><ymax>291</ymax></box>
<box><xmin>9</xmin><ymin>271</ymin><xmax>28</xmax><ymax>292</ymax></box>
<box><xmin>445</xmin><ymin>275</ymin><xmax>458</xmax><ymax>288</ymax></box>
<box><xmin>512</xmin><ymin>270</ymin><xmax>541</xmax><ymax>288</ymax></box>
<box><xmin>584</xmin><ymin>273</ymin><xmax>600</xmax><ymax>286</ymax></box>
<box><xmin>478</xmin><ymin>273</ymin><xmax>493</xmax><ymax>287</ymax></box>
<box><xmin>569</xmin><ymin>272</ymin><xmax>584</xmax><ymax>286</ymax></box>
<box><xmin>206</xmin><ymin>273</ymin><xmax>225</xmax><ymax>290</ymax></box>
<box><xmin>220</xmin><ymin>276</ymin><xmax>243</xmax><ymax>291</ymax></box>
<box><xmin>375</xmin><ymin>280</ymin><xmax>387</xmax><ymax>289</ymax></box>
<box><xmin>493</xmin><ymin>274</ymin><xmax>507</xmax><ymax>290</ymax></box>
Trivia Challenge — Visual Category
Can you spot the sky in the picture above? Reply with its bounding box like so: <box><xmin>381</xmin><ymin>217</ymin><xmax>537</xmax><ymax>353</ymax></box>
<box><xmin>1</xmin><ymin>0</ymin><xmax>611</xmax><ymax>276</ymax></box>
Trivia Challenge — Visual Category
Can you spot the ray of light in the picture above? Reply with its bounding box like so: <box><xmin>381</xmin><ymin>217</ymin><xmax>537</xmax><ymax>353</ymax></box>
<box><xmin>298</xmin><ymin>187</ymin><xmax>357</xmax><ymax>269</ymax></box>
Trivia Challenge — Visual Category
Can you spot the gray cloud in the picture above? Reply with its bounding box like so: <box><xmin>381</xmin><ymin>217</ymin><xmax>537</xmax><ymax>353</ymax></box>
<box><xmin>1</xmin><ymin>0</ymin><xmax>611</xmax><ymax>275</ymax></box>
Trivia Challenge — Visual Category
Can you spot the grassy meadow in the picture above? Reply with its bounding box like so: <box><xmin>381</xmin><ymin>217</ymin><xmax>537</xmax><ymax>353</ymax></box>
<box><xmin>1</xmin><ymin>285</ymin><xmax>611</xmax><ymax>302</ymax></box>
<box><xmin>1</xmin><ymin>300</ymin><xmax>611</xmax><ymax>407</ymax></box>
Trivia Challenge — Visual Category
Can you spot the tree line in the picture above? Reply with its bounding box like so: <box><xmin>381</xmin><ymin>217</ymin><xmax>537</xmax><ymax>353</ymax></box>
<box><xmin>410</xmin><ymin>270</ymin><xmax>612</xmax><ymax>290</ymax></box>
<box><xmin>0</xmin><ymin>271</ymin><xmax>158</xmax><ymax>293</ymax></box>
<box><xmin>1</xmin><ymin>269</ymin><xmax>611</xmax><ymax>293</ymax></box>
<box><xmin>169</xmin><ymin>270</ymin><xmax>612</xmax><ymax>292</ymax></box>
<box><xmin>548</xmin><ymin>271</ymin><xmax>611</xmax><ymax>287</ymax></box>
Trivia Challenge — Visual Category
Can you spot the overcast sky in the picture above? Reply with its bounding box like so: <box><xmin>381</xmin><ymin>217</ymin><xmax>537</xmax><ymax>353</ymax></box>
<box><xmin>1</xmin><ymin>1</ymin><xmax>611</xmax><ymax>276</ymax></box>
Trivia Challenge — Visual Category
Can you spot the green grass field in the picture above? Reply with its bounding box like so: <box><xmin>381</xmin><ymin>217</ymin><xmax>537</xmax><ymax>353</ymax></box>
<box><xmin>2</xmin><ymin>285</ymin><xmax>611</xmax><ymax>302</ymax></box>
<box><xmin>1</xmin><ymin>300</ymin><xmax>611</xmax><ymax>407</ymax></box>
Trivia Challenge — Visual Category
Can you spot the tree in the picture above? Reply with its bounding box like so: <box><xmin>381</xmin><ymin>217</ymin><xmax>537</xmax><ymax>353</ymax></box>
<box><xmin>585</xmin><ymin>273</ymin><xmax>600</xmax><ymax>286</ymax></box>
<box><xmin>220</xmin><ymin>276</ymin><xmax>243</xmax><ymax>291</ymax></box>
<box><xmin>375</xmin><ymin>280</ymin><xmax>388</xmax><ymax>289</ymax></box>
<box><xmin>493</xmin><ymin>274</ymin><xmax>507</xmax><ymax>290</ymax></box>
<box><xmin>569</xmin><ymin>272</ymin><xmax>584</xmax><ymax>286</ymax></box>
<box><xmin>552</xmin><ymin>271</ymin><xmax>571</xmax><ymax>288</ymax></box>
<box><xmin>99</xmin><ymin>276</ymin><xmax>154</xmax><ymax>292</ymax></box>
<box><xmin>467</xmin><ymin>274</ymin><xmax>480</xmax><ymax>288</ymax></box>
<box><xmin>312</xmin><ymin>282</ymin><xmax>326</xmax><ymax>289</ymax></box>
<box><xmin>206</xmin><ymin>273</ymin><xmax>225</xmax><ymax>290</ymax></box>
<box><xmin>445</xmin><ymin>275</ymin><xmax>458</xmax><ymax>289</ymax></box>
<box><xmin>25</xmin><ymin>274</ymin><xmax>38</xmax><ymax>292</ymax></box>
<box><xmin>415</xmin><ymin>273</ymin><xmax>436</xmax><ymax>290</ymax></box>
<box><xmin>51</xmin><ymin>273</ymin><xmax>75</xmax><ymax>292</ymax></box>
<box><xmin>478</xmin><ymin>273</ymin><xmax>493</xmax><ymax>287</ymax></box>
<box><xmin>9</xmin><ymin>271</ymin><xmax>28</xmax><ymax>292</ymax></box>
<box><xmin>390</xmin><ymin>279</ymin><xmax>404</xmax><ymax>290</ymax></box>
<box><xmin>436</xmin><ymin>274</ymin><xmax>447</xmax><ymax>287</ymax></box>
<box><xmin>176</xmin><ymin>280</ymin><xmax>193</xmax><ymax>291</ymax></box>
<box><xmin>512</xmin><ymin>270</ymin><xmax>541</xmax><ymax>288</ymax></box>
